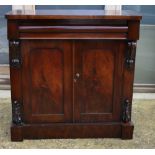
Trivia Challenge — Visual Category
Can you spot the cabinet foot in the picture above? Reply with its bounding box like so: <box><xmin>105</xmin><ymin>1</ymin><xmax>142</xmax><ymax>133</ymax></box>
<box><xmin>11</xmin><ymin>124</ymin><xmax>23</xmax><ymax>142</ymax></box>
<box><xmin>121</xmin><ymin>122</ymin><xmax>134</xmax><ymax>139</ymax></box>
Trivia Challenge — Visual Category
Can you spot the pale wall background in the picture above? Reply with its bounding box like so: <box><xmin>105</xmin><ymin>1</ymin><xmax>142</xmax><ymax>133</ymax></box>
<box><xmin>0</xmin><ymin>5</ymin><xmax>155</xmax><ymax>85</ymax></box>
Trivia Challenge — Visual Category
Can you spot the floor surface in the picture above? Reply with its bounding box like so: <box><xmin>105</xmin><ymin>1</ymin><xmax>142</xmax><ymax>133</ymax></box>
<box><xmin>0</xmin><ymin>98</ymin><xmax>155</xmax><ymax>148</ymax></box>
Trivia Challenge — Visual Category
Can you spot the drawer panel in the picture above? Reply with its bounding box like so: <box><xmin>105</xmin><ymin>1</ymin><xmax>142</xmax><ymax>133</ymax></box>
<box><xmin>19</xmin><ymin>25</ymin><xmax>128</xmax><ymax>39</ymax></box>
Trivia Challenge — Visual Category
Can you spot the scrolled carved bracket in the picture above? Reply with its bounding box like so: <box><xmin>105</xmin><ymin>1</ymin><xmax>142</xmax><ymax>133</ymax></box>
<box><xmin>9</xmin><ymin>40</ymin><xmax>21</xmax><ymax>68</ymax></box>
<box><xmin>12</xmin><ymin>100</ymin><xmax>22</xmax><ymax>125</ymax></box>
<box><xmin>125</xmin><ymin>42</ymin><xmax>137</xmax><ymax>70</ymax></box>
<box><xmin>122</xmin><ymin>99</ymin><xmax>130</xmax><ymax>123</ymax></box>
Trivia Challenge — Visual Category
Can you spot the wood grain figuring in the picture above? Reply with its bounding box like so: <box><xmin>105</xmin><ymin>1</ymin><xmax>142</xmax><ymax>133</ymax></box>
<box><xmin>21</xmin><ymin>40</ymin><xmax>73</xmax><ymax>123</ymax></box>
<box><xmin>74</xmin><ymin>40</ymin><xmax>124</xmax><ymax>123</ymax></box>
<box><xmin>6</xmin><ymin>10</ymin><xmax>141</xmax><ymax>141</ymax></box>
<box><xmin>30</xmin><ymin>48</ymin><xmax>63</xmax><ymax>114</ymax></box>
<box><xmin>82</xmin><ymin>46</ymin><xmax>114</xmax><ymax>113</ymax></box>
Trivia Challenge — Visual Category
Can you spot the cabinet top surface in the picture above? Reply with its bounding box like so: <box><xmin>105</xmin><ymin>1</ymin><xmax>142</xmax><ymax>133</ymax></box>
<box><xmin>5</xmin><ymin>9</ymin><xmax>142</xmax><ymax>20</ymax></box>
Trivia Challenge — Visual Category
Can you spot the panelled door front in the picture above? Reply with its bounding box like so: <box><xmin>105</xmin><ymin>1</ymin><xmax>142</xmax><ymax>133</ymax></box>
<box><xmin>74</xmin><ymin>40</ymin><xmax>125</xmax><ymax>122</ymax></box>
<box><xmin>22</xmin><ymin>40</ymin><xmax>73</xmax><ymax>123</ymax></box>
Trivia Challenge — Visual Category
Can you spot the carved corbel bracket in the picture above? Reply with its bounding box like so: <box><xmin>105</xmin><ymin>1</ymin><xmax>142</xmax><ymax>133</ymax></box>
<box><xmin>122</xmin><ymin>99</ymin><xmax>130</xmax><ymax>123</ymax></box>
<box><xmin>12</xmin><ymin>100</ymin><xmax>22</xmax><ymax>125</ymax></box>
<box><xmin>9</xmin><ymin>40</ymin><xmax>21</xmax><ymax>68</ymax></box>
<box><xmin>125</xmin><ymin>42</ymin><xmax>137</xmax><ymax>70</ymax></box>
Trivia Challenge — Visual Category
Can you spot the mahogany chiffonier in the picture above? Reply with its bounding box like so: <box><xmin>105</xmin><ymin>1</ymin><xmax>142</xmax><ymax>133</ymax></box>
<box><xmin>5</xmin><ymin>10</ymin><xmax>142</xmax><ymax>141</ymax></box>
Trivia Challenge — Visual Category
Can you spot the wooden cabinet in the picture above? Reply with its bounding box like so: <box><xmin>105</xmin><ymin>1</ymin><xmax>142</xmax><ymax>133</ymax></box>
<box><xmin>6</xmin><ymin>9</ymin><xmax>142</xmax><ymax>141</ymax></box>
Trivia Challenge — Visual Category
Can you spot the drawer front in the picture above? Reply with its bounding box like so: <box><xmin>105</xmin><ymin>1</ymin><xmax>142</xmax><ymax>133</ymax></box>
<box><xmin>21</xmin><ymin>40</ymin><xmax>73</xmax><ymax>123</ymax></box>
<box><xmin>18</xmin><ymin>25</ymin><xmax>128</xmax><ymax>40</ymax></box>
<box><xmin>74</xmin><ymin>40</ymin><xmax>125</xmax><ymax>122</ymax></box>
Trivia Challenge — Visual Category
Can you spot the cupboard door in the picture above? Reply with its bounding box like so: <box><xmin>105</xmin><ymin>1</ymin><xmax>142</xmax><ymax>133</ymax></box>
<box><xmin>21</xmin><ymin>40</ymin><xmax>73</xmax><ymax>123</ymax></box>
<box><xmin>74</xmin><ymin>40</ymin><xmax>125</xmax><ymax>122</ymax></box>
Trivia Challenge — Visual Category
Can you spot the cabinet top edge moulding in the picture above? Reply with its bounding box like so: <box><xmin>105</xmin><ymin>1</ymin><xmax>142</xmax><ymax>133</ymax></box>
<box><xmin>5</xmin><ymin>9</ymin><xmax>142</xmax><ymax>20</ymax></box>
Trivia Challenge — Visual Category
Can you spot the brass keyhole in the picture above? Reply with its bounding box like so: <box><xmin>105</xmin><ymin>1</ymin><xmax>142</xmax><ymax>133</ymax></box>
<box><xmin>74</xmin><ymin>73</ymin><xmax>80</xmax><ymax>82</ymax></box>
<box><xmin>76</xmin><ymin>73</ymin><xmax>80</xmax><ymax>78</ymax></box>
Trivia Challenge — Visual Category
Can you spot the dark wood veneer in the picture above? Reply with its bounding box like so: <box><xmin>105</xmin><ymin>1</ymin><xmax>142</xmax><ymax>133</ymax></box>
<box><xmin>6</xmin><ymin>9</ymin><xmax>142</xmax><ymax>141</ymax></box>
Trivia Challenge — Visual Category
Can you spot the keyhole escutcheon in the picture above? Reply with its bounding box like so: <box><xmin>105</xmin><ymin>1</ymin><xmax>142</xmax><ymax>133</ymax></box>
<box><xmin>74</xmin><ymin>73</ymin><xmax>80</xmax><ymax>83</ymax></box>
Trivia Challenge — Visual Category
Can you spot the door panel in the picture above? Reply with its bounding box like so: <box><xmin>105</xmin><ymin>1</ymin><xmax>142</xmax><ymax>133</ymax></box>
<box><xmin>82</xmin><ymin>48</ymin><xmax>114</xmax><ymax>113</ymax></box>
<box><xmin>22</xmin><ymin>40</ymin><xmax>72</xmax><ymax>123</ymax></box>
<box><xmin>74</xmin><ymin>40</ymin><xmax>124</xmax><ymax>122</ymax></box>
<box><xmin>30</xmin><ymin>48</ymin><xmax>63</xmax><ymax>114</ymax></box>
